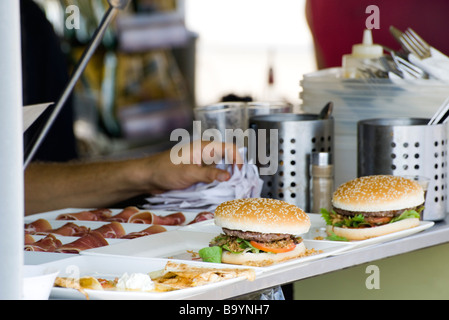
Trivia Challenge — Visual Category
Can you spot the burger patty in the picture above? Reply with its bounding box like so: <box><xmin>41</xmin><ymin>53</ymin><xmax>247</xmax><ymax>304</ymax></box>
<box><xmin>222</xmin><ymin>228</ymin><xmax>293</xmax><ymax>242</ymax></box>
<box><xmin>332</xmin><ymin>206</ymin><xmax>421</xmax><ymax>218</ymax></box>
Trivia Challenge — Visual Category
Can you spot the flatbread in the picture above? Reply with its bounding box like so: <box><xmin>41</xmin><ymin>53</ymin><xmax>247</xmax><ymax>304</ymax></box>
<box><xmin>53</xmin><ymin>262</ymin><xmax>256</xmax><ymax>298</ymax></box>
<box><xmin>54</xmin><ymin>276</ymin><xmax>103</xmax><ymax>299</ymax></box>
<box><xmin>151</xmin><ymin>261</ymin><xmax>256</xmax><ymax>289</ymax></box>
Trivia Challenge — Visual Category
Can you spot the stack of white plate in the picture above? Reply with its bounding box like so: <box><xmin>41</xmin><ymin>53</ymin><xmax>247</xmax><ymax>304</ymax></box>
<box><xmin>300</xmin><ymin>67</ymin><xmax>449</xmax><ymax>186</ymax></box>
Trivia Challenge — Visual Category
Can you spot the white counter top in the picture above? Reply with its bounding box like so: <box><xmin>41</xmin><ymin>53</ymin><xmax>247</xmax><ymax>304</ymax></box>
<box><xmin>183</xmin><ymin>217</ymin><xmax>449</xmax><ymax>299</ymax></box>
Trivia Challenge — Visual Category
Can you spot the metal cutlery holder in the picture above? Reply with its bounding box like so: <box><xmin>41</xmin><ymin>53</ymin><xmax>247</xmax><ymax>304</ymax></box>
<box><xmin>249</xmin><ymin>114</ymin><xmax>333</xmax><ymax>211</ymax></box>
<box><xmin>358</xmin><ymin>118</ymin><xmax>448</xmax><ymax>221</ymax></box>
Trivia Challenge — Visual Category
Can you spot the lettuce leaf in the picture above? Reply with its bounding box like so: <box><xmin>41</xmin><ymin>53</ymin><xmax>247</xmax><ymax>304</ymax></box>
<box><xmin>209</xmin><ymin>234</ymin><xmax>260</xmax><ymax>254</ymax></box>
<box><xmin>199</xmin><ymin>246</ymin><xmax>222</xmax><ymax>263</ymax></box>
<box><xmin>326</xmin><ymin>230</ymin><xmax>349</xmax><ymax>241</ymax></box>
<box><xmin>389</xmin><ymin>208</ymin><xmax>422</xmax><ymax>223</ymax></box>
<box><xmin>320</xmin><ymin>208</ymin><xmax>370</xmax><ymax>228</ymax></box>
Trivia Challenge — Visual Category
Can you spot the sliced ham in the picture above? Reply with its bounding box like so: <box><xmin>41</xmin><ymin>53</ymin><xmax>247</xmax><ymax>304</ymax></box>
<box><xmin>121</xmin><ymin>225</ymin><xmax>167</xmax><ymax>239</ymax></box>
<box><xmin>152</xmin><ymin>212</ymin><xmax>185</xmax><ymax>225</ymax></box>
<box><xmin>93</xmin><ymin>222</ymin><xmax>126</xmax><ymax>239</ymax></box>
<box><xmin>55</xmin><ymin>232</ymin><xmax>108</xmax><ymax>254</ymax></box>
<box><xmin>56</xmin><ymin>208</ymin><xmax>112</xmax><ymax>221</ymax></box>
<box><xmin>188</xmin><ymin>211</ymin><xmax>214</xmax><ymax>224</ymax></box>
<box><xmin>36</xmin><ymin>222</ymin><xmax>90</xmax><ymax>237</ymax></box>
<box><xmin>106</xmin><ymin>206</ymin><xmax>140</xmax><ymax>222</ymax></box>
<box><xmin>25</xmin><ymin>234</ymin><xmax>62</xmax><ymax>252</ymax></box>
<box><xmin>24</xmin><ymin>219</ymin><xmax>52</xmax><ymax>234</ymax></box>
<box><xmin>25</xmin><ymin>234</ymin><xmax>35</xmax><ymax>245</ymax></box>
<box><xmin>128</xmin><ymin>211</ymin><xmax>153</xmax><ymax>224</ymax></box>
<box><xmin>128</xmin><ymin>211</ymin><xmax>186</xmax><ymax>225</ymax></box>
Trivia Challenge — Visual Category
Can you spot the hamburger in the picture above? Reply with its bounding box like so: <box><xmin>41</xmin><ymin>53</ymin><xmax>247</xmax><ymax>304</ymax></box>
<box><xmin>321</xmin><ymin>175</ymin><xmax>424</xmax><ymax>241</ymax></box>
<box><xmin>202</xmin><ymin>198</ymin><xmax>311</xmax><ymax>267</ymax></box>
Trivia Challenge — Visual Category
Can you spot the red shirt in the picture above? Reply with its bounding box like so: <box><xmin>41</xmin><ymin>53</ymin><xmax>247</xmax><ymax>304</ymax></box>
<box><xmin>306</xmin><ymin>0</ymin><xmax>449</xmax><ymax>69</ymax></box>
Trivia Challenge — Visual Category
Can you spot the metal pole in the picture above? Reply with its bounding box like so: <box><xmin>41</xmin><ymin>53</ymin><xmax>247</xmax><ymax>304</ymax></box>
<box><xmin>0</xmin><ymin>0</ymin><xmax>24</xmax><ymax>299</ymax></box>
<box><xmin>23</xmin><ymin>0</ymin><xmax>130</xmax><ymax>167</ymax></box>
<box><xmin>23</xmin><ymin>5</ymin><xmax>119</xmax><ymax>168</ymax></box>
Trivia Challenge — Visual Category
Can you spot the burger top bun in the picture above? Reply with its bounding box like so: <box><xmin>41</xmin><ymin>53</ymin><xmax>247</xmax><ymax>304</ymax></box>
<box><xmin>332</xmin><ymin>175</ymin><xmax>425</xmax><ymax>212</ymax></box>
<box><xmin>214</xmin><ymin>198</ymin><xmax>310</xmax><ymax>235</ymax></box>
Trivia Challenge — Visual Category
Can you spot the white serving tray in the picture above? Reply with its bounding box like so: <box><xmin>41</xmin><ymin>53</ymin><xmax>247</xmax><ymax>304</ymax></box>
<box><xmin>82</xmin><ymin>230</ymin><xmax>355</xmax><ymax>271</ymax></box>
<box><xmin>305</xmin><ymin>213</ymin><xmax>435</xmax><ymax>250</ymax></box>
<box><xmin>24</xmin><ymin>208</ymin><xmax>204</xmax><ymax>226</ymax></box>
<box><xmin>25</xmin><ymin>219</ymin><xmax>179</xmax><ymax>235</ymax></box>
<box><xmin>45</xmin><ymin>255</ymin><xmax>260</xmax><ymax>300</ymax></box>
<box><xmin>27</xmin><ymin>234</ymin><xmax>125</xmax><ymax>245</ymax></box>
<box><xmin>181</xmin><ymin>213</ymin><xmax>434</xmax><ymax>246</ymax></box>
<box><xmin>25</xmin><ymin>251</ymin><xmax>71</xmax><ymax>265</ymax></box>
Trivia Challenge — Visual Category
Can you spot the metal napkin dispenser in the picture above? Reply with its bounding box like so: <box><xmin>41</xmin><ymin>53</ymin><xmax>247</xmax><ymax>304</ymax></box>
<box><xmin>249</xmin><ymin>113</ymin><xmax>333</xmax><ymax>211</ymax></box>
<box><xmin>358</xmin><ymin>118</ymin><xmax>448</xmax><ymax>221</ymax></box>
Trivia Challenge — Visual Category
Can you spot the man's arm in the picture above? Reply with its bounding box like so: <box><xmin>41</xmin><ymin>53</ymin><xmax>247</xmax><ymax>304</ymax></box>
<box><xmin>24</xmin><ymin>141</ymin><xmax>242</xmax><ymax>215</ymax></box>
<box><xmin>24</xmin><ymin>160</ymin><xmax>143</xmax><ymax>215</ymax></box>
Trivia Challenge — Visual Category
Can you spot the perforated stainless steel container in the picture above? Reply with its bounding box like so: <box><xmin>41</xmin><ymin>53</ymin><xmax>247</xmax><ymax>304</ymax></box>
<box><xmin>249</xmin><ymin>113</ymin><xmax>333</xmax><ymax>211</ymax></box>
<box><xmin>358</xmin><ymin>118</ymin><xmax>448</xmax><ymax>221</ymax></box>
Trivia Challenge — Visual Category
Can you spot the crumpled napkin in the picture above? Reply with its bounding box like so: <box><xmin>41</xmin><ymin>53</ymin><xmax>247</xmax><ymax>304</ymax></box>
<box><xmin>408</xmin><ymin>47</ymin><xmax>449</xmax><ymax>82</ymax></box>
<box><xmin>143</xmin><ymin>150</ymin><xmax>264</xmax><ymax>212</ymax></box>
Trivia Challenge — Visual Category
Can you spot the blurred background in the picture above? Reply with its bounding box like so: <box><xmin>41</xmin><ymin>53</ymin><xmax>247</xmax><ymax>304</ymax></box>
<box><xmin>25</xmin><ymin>0</ymin><xmax>449</xmax><ymax>300</ymax></box>
<box><xmin>32</xmin><ymin>0</ymin><xmax>315</xmax><ymax>161</ymax></box>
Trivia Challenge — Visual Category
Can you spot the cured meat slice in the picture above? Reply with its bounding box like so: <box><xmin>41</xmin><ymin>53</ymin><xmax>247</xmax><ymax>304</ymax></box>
<box><xmin>121</xmin><ymin>225</ymin><xmax>167</xmax><ymax>239</ymax></box>
<box><xmin>106</xmin><ymin>206</ymin><xmax>140</xmax><ymax>222</ymax></box>
<box><xmin>128</xmin><ymin>211</ymin><xmax>185</xmax><ymax>225</ymax></box>
<box><xmin>55</xmin><ymin>232</ymin><xmax>108</xmax><ymax>254</ymax></box>
<box><xmin>36</xmin><ymin>222</ymin><xmax>90</xmax><ymax>237</ymax></box>
<box><xmin>25</xmin><ymin>234</ymin><xmax>35</xmax><ymax>245</ymax></box>
<box><xmin>152</xmin><ymin>212</ymin><xmax>185</xmax><ymax>225</ymax></box>
<box><xmin>56</xmin><ymin>208</ymin><xmax>112</xmax><ymax>221</ymax></box>
<box><xmin>128</xmin><ymin>211</ymin><xmax>153</xmax><ymax>224</ymax></box>
<box><xmin>187</xmin><ymin>211</ymin><xmax>214</xmax><ymax>224</ymax></box>
<box><xmin>25</xmin><ymin>234</ymin><xmax>62</xmax><ymax>252</ymax></box>
<box><xmin>93</xmin><ymin>222</ymin><xmax>126</xmax><ymax>239</ymax></box>
<box><xmin>24</xmin><ymin>219</ymin><xmax>52</xmax><ymax>234</ymax></box>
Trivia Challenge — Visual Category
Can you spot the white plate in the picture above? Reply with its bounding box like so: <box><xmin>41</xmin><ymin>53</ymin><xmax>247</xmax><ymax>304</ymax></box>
<box><xmin>45</xmin><ymin>255</ymin><xmax>260</xmax><ymax>300</ymax></box>
<box><xmin>24</xmin><ymin>208</ymin><xmax>206</xmax><ymax>226</ymax></box>
<box><xmin>179</xmin><ymin>219</ymin><xmax>221</xmax><ymax>233</ymax></box>
<box><xmin>82</xmin><ymin>230</ymin><xmax>355</xmax><ymax>271</ymax></box>
<box><xmin>27</xmin><ymin>234</ymin><xmax>125</xmax><ymax>245</ymax></box>
<box><xmin>25</xmin><ymin>219</ymin><xmax>179</xmax><ymax>235</ymax></box>
<box><xmin>305</xmin><ymin>213</ymin><xmax>435</xmax><ymax>249</ymax></box>
<box><xmin>25</xmin><ymin>251</ymin><xmax>72</xmax><ymax>265</ymax></box>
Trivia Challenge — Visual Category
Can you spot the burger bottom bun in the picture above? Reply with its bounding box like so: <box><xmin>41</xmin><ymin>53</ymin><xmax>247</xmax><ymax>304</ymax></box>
<box><xmin>326</xmin><ymin>218</ymin><xmax>420</xmax><ymax>241</ymax></box>
<box><xmin>221</xmin><ymin>242</ymin><xmax>306</xmax><ymax>267</ymax></box>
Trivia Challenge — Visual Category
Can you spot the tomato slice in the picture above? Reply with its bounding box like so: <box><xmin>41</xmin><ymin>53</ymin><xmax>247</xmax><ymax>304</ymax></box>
<box><xmin>249</xmin><ymin>240</ymin><xmax>296</xmax><ymax>253</ymax></box>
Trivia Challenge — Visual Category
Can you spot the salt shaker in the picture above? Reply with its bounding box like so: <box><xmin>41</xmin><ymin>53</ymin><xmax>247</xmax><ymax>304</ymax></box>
<box><xmin>311</xmin><ymin>152</ymin><xmax>334</xmax><ymax>213</ymax></box>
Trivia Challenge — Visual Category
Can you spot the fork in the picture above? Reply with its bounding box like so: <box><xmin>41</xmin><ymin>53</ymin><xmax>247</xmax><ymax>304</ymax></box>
<box><xmin>390</xmin><ymin>51</ymin><xmax>426</xmax><ymax>79</ymax></box>
<box><xmin>389</xmin><ymin>26</ymin><xmax>431</xmax><ymax>59</ymax></box>
<box><xmin>390</xmin><ymin>26</ymin><xmax>449</xmax><ymax>81</ymax></box>
<box><xmin>401</xmin><ymin>28</ymin><xmax>431</xmax><ymax>59</ymax></box>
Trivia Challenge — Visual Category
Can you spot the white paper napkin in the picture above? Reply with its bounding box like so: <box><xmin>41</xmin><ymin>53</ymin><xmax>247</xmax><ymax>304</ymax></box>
<box><xmin>144</xmin><ymin>150</ymin><xmax>263</xmax><ymax>212</ymax></box>
<box><xmin>408</xmin><ymin>48</ymin><xmax>449</xmax><ymax>82</ymax></box>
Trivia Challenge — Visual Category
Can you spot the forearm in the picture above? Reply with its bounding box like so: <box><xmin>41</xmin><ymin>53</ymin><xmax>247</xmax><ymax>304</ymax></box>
<box><xmin>24</xmin><ymin>141</ymin><xmax>240</xmax><ymax>215</ymax></box>
<box><xmin>24</xmin><ymin>159</ymin><xmax>148</xmax><ymax>215</ymax></box>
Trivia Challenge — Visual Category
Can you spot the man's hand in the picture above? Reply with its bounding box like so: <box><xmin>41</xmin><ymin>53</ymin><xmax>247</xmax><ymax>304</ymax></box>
<box><xmin>135</xmin><ymin>141</ymin><xmax>244</xmax><ymax>194</ymax></box>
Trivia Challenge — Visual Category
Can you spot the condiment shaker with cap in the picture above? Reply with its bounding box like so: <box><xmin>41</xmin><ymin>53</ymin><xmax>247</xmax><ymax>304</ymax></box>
<box><xmin>342</xmin><ymin>29</ymin><xmax>384</xmax><ymax>78</ymax></box>
<box><xmin>310</xmin><ymin>152</ymin><xmax>334</xmax><ymax>213</ymax></box>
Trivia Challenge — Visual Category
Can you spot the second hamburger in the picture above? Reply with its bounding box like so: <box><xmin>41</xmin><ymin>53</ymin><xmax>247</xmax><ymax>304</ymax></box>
<box><xmin>322</xmin><ymin>175</ymin><xmax>424</xmax><ymax>241</ymax></box>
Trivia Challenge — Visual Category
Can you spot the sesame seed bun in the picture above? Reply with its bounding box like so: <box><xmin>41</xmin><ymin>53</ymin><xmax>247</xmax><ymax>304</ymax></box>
<box><xmin>332</xmin><ymin>175</ymin><xmax>424</xmax><ymax>212</ymax></box>
<box><xmin>214</xmin><ymin>198</ymin><xmax>311</xmax><ymax>235</ymax></box>
<box><xmin>326</xmin><ymin>218</ymin><xmax>420</xmax><ymax>241</ymax></box>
